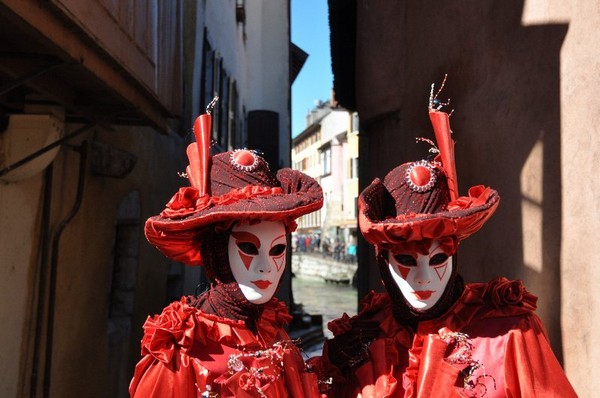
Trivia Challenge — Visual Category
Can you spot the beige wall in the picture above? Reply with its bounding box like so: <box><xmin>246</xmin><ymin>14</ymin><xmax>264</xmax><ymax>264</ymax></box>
<box><xmin>0</xmin><ymin>175</ymin><xmax>44</xmax><ymax>396</ymax></box>
<box><xmin>0</xmin><ymin>124</ymin><xmax>186</xmax><ymax>397</ymax></box>
<box><xmin>552</xmin><ymin>2</ymin><xmax>600</xmax><ymax>394</ymax></box>
<box><xmin>354</xmin><ymin>1</ymin><xmax>599</xmax><ymax>396</ymax></box>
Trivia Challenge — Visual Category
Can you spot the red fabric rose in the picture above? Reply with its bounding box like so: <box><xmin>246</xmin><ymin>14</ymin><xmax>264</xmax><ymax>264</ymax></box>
<box><xmin>359</xmin><ymin>291</ymin><xmax>390</xmax><ymax>313</ymax></box>
<box><xmin>160</xmin><ymin>187</ymin><xmax>207</xmax><ymax>219</ymax></box>
<box><xmin>486</xmin><ymin>277</ymin><xmax>537</xmax><ymax>313</ymax></box>
<box><xmin>140</xmin><ymin>299</ymin><xmax>196</xmax><ymax>362</ymax></box>
<box><xmin>328</xmin><ymin>313</ymin><xmax>353</xmax><ymax>336</ymax></box>
<box><xmin>447</xmin><ymin>185</ymin><xmax>493</xmax><ymax>211</ymax></box>
<box><xmin>168</xmin><ymin>187</ymin><xmax>201</xmax><ymax>210</ymax></box>
<box><xmin>489</xmin><ymin>277</ymin><xmax>524</xmax><ymax>307</ymax></box>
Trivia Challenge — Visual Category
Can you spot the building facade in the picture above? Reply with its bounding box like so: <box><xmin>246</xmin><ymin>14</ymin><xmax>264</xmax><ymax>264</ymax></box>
<box><xmin>292</xmin><ymin>99</ymin><xmax>359</xmax><ymax>260</ymax></box>
<box><xmin>0</xmin><ymin>1</ymin><xmax>296</xmax><ymax>397</ymax></box>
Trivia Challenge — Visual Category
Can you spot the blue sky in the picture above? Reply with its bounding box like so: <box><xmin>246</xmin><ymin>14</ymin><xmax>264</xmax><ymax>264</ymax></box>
<box><xmin>291</xmin><ymin>0</ymin><xmax>333</xmax><ymax>138</ymax></box>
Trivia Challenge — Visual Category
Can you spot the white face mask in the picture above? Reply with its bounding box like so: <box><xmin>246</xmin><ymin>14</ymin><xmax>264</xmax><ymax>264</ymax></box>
<box><xmin>228</xmin><ymin>221</ymin><xmax>287</xmax><ymax>304</ymax></box>
<box><xmin>387</xmin><ymin>240</ymin><xmax>453</xmax><ymax>311</ymax></box>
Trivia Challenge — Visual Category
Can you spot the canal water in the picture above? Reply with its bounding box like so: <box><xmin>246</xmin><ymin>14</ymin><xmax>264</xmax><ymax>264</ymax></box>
<box><xmin>291</xmin><ymin>274</ymin><xmax>358</xmax><ymax>339</ymax></box>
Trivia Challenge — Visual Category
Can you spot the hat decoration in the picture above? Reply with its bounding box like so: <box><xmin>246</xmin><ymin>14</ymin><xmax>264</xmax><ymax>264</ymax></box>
<box><xmin>428</xmin><ymin>77</ymin><xmax>459</xmax><ymax>201</ymax></box>
<box><xmin>405</xmin><ymin>160</ymin><xmax>438</xmax><ymax>193</ymax></box>
<box><xmin>358</xmin><ymin>76</ymin><xmax>500</xmax><ymax>248</ymax></box>
<box><xmin>145</xmin><ymin>97</ymin><xmax>323</xmax><ymax>266</ymax></box>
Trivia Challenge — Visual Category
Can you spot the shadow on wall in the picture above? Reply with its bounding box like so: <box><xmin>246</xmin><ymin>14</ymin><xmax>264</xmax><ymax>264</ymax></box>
<box><xmin>355</xmin><ymin>0</ymin><xmax>568</xmax><ymax>361</ymax></box>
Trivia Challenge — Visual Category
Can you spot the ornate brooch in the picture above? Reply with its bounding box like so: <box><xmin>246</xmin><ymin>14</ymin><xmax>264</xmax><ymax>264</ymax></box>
<box><xmin>230</xmin><ymin>149</ymin><xmax>262</xmax><ymax>172</ymax></box>
<box><xmin>405</xmin><ymin>160</ymin><xmax>438</xmax><ymax>193</ymax></box>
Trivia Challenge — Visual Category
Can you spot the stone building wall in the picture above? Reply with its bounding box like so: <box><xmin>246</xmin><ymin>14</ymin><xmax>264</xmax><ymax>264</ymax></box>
<box><xmin>350</xmin><ymin>2</ymin><xmax>599</xmax><ymax>395</ymax></box>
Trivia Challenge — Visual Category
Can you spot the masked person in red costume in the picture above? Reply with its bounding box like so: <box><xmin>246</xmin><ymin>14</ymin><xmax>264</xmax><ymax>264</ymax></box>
<box><xmin>129</xmin><ymin>101</ymin><xmax>324</xmax><ymax>398</ymax></box>
<box><xmin>313</xmin><ymin>80</ymin><xmax>578</xmax><ymax>397</ymax></box>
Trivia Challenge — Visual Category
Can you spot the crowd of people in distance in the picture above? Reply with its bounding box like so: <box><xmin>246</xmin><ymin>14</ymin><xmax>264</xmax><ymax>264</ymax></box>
<box><xmin>292</xmin><ymin>233</ymin><xmax>358</xmax><ymax>263</ymax></box>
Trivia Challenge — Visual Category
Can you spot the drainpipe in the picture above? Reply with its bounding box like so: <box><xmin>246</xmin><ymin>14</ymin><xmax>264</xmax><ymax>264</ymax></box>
<box><xmin>29</xmin><ymin>164</ymin><xmax>53</xmax><ymax>398</ymax></box>
<box><xmin>42</xmin><ymin>141</ymin><xmax>89</xmax><ymax>398</ymax></box>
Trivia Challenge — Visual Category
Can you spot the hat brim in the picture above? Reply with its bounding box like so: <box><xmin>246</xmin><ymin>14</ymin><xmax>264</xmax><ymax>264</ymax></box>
<box><xmin>145</xmin><ymin>168</ymin><xmax>323</xmax><ymax>265</ymax></box>
<box><xmin>358</xmin><ymin>178</ymin><xmax>499</xmax><ymax>247</ymax></box>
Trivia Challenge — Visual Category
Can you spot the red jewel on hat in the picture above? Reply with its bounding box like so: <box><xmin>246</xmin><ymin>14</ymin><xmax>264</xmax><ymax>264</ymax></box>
<box><xmin>230</xmin><ymin>149</ymin><xmax>260</xmax><ymax>172</ymax></box>
<box><xmin>405</xmin><ymin>160</ymin><xmax>437</xmax><ymax>192</ymax></box>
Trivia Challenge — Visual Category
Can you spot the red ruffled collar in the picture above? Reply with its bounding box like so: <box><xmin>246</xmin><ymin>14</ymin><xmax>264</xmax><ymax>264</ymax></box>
<box><xmin>348</xmin><ymin>277</ymin><xmax>539</xmax><ymax>338</ymax></box>
<box><xmin>140</xmin><ymin>297</ymin><xmax>293</xmax><ymax>363</ymax></box>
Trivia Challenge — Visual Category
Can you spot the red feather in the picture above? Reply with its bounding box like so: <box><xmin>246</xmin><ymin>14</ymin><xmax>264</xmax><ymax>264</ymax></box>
<box><xmin>429</xmin><ymin>110</ymin><xmax>459</xmax><ymax>201</ymax></box>
<box><xmin>191</xmin><ymin>114</ymin><xmax>212</xmax><ymax>196</ymax></box>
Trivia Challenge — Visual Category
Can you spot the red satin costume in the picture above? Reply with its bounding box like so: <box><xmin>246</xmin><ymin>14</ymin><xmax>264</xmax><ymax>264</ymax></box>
<box><xmin>316</xmin><ymin>278</ymin><xmax>577</xmax><ymax>397</ymax></box>
<box><xmin>130</xmin><ymin>106</ymin><xmax>324</xmax><ymax>397</ymax></box>
<box><xmin>130</xmin><ymin>298</ymin><xmax>321</xmax><ymax>397</ymax></box>
<box><xmin>320</xmin><ymin>81</ymin><xmax>579</xmax><ymax>397</ymax></box>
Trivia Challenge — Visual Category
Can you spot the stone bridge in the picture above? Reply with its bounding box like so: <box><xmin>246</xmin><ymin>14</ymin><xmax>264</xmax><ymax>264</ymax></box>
<box><xmin>291</xmin><ymin>253</ymin><xmax>357</xmax><ymax>283</ymax></box>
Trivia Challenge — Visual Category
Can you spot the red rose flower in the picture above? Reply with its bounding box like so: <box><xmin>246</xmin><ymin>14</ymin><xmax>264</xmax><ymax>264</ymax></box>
<box><xmin>447</xmin><ymin>185</ymin><xmax>493</xmax><ymax>211</ymax></box>
<box><xmin>168</xmin><ymin>187</ymin><xmax>200</xmax><ymax>210</ymax></box>
<box><xmin>140</xmin><ymin>299</ymin><xmax>196</xmax><ymax>362</ymax></box>
<box><xmin>328</xmin><ymin>313</ymin><xmax>353</xmax><ymax>336</ymax></box>
<box><xmin>488</xmin><ymin>277</ymin><xmax>525</xmax><ymax>307</ymax></box>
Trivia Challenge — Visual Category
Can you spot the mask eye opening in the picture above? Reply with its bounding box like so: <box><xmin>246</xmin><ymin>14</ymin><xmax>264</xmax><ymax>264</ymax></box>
<box><xmin>393</xmin><ymin>254</ymin><xmax>417</xmax><ymax>266</ymax></box>
<box><xmin>429</xmin><ymin>253</ymin><xmax>449</xmax><ymax>266</ymax></box>
<box><xmin>269</xmin><ymin>244</ymin><xmax>287</xmax><ymax>257</ymax></box>
<box><xmin>236</xmin><ymin>241</ymin><xmax>259</xmax><ymax>255</ymax></box>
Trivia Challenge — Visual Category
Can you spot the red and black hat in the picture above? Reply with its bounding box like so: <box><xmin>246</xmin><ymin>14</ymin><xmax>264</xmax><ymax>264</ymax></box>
<box><xmin>145</xmin><ymin>103</ymin><xmax>323</xmax><ymax>266</ymax></box>
<box><xmin>358</xmin><ymin>81</ymin><xmax>499</xmax><ymax>249</ymax></box>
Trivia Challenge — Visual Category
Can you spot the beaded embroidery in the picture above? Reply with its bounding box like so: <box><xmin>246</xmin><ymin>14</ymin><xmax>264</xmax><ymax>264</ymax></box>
<box><xmin>224</xmin><ymin>340</ymin><xmax>298</xmax><ymax>398</ymax></box>
<box><xmin>438</xmin><ymin>329</ymin><xmax>496</xmax><ymax>397</ymax></box>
